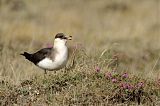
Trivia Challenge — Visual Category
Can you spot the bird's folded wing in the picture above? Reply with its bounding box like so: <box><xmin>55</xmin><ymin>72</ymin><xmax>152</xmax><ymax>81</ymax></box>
<box><xmin>31</xmin><ymin>48</ymin><xmax>53</xmax><ymax>64</ymax></box>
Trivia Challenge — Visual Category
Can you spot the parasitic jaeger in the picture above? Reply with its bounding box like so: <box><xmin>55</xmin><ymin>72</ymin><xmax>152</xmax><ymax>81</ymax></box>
<box><xmin>21</xmin><ymin>33</ymin><xmax>72</xmax><ymax>74</ymax></box>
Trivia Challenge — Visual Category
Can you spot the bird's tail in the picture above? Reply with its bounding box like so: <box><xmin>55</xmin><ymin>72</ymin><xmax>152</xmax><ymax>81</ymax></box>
<box><xmin>20</xmin><ymin>52</ymin><xmax>32</xmax><ymax>60</ymax></box>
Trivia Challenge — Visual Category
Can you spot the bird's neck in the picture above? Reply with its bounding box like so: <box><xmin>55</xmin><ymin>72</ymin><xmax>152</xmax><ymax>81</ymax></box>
<box><xmin>54</xmin><ymin>42</ymin><xmax>67</xmax><ymax>52</ymax></box>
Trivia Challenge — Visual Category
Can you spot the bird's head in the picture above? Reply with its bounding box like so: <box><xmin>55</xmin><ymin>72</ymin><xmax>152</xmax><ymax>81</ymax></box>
<box><xmin>54</xmin><ymin>33</ymin><xmax>72</xmax><ymax>46</ymax></box>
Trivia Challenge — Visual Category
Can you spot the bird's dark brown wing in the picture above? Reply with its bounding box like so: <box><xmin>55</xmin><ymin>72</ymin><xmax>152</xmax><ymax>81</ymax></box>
<box><xmin>30</xmin><ymin>48</ymin><xmax>53</xmax><ymax>64</ymax></box>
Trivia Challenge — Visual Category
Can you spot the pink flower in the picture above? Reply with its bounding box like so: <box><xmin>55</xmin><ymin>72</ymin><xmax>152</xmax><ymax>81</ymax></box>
<box><xmin>157</xmin><ymin>79</ymin><xmax>160</xmax><ymax>86</ymax></box>
<box><xmin>112</xmin><ymin>78</ymin><xmax>117</xmax><ymax>83</ymax></box>
<box><xmin>120</xmin><ymin>83</ymin><xmax>134</xmax><ymax>90</ymax></box>
<box><xmin>120</xmin><ymin>83</ymin><xmax>127</xmax><ymax>89</ymax></box>
<box><xmin>95</xmin><ymin>66</ymin><xmax>100</xmax><ymax>73</ymax></box>
<box><xmin>137</xmin><ymin>82</ymin><xmax>144</xmax><ymax>88</ymax></box>
<box><xmin>128</xmin><ymin>84</ymin><xmax>134</xmax><ymax>90</ymax></box>
<box><xmin>47</xmin><ymin>43</ymin><xmax>53</xmax><ymax>48</ymax></box>
<box><xmin>105</xmin><ymin>72</ymin><xmax>112</xmax><ymax>79</ymax></box>
<box><xmin>122</xmin><ymin>73</ymin><xmax>128</xmax><ymax>78</ymax></box>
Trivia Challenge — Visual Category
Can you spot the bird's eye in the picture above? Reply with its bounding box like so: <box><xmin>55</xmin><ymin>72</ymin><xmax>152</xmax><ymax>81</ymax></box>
<box><xmin>59</xmin><ymin>36</ymin><xmax>64</xmax><ymax>39</ymax></box>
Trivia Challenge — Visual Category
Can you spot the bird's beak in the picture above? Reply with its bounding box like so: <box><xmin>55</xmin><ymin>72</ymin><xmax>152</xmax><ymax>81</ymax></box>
<box><xmin>66</xmin><ymin>36</ymin><xmax>72</xmax><ymax>40</ymax></box>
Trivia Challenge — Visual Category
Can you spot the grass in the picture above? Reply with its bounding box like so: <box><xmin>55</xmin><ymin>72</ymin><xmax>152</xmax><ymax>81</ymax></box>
<box><xmin>0</xmin><ymin>0</ymin><xmax>160</xmax><ymax>105</ymax></box>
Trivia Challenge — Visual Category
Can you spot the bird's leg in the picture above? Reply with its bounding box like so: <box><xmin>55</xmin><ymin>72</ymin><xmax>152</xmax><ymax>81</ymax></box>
<box><xmin>44</xmin><ymin>70</ymin><xmax>47</xmax><ymax>74</ymax></box>
<box><xmin>44</xmin><ymin>70</ymin><xmax>47</xmax><ymax>78</ymax></box>
<box><xmin>64</xmin><ymin>67</ymin><xmax>67</xmax><ymax>73</ymax></box>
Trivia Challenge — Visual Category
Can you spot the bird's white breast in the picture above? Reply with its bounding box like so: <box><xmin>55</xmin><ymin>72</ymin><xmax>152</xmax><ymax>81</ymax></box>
<box><xmin>37</xmin><ymin>46</ymin><xmax>68</xmax><ymax>71</ymax></box>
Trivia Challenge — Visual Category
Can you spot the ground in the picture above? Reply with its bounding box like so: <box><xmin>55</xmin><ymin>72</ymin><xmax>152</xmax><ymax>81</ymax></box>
<box><xmin>0</xmin><ymin>0</ymin><xmax>160</xmax><ymax>105</ymax></box>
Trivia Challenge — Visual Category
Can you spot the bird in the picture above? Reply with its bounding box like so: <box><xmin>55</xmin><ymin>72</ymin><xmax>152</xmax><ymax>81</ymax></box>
<box><xmin>20</xmin><ymin>33</ymin><xmax>72</xmax><ymax>74</ymax></box>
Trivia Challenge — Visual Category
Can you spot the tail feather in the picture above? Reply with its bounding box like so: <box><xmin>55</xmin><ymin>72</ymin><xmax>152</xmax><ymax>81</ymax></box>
<box><xmin>20</xmin><ymin>52</ymin><xmax>32</xmax><ymax>61</ymax></box>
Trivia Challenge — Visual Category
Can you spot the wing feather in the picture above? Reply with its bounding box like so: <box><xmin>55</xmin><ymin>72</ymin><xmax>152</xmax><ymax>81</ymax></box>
<box><xmin>31</xmin><ymin>48</ymin><xmax>53</xmax><ymax>64</ymax></box>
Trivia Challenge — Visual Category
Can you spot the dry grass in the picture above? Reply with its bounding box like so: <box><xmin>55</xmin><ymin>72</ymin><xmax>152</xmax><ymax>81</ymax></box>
<box><xmin>0</xmin><ymin>0</ymin><xmax>160</xmax><ymax>105</ymax></box>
